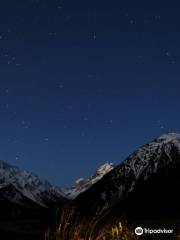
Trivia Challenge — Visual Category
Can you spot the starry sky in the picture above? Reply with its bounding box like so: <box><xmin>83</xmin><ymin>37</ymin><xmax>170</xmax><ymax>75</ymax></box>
<box><xmin>0</xmin><ymin>0</ymin><xmax>180</xmax><ymax>187</ymax></box>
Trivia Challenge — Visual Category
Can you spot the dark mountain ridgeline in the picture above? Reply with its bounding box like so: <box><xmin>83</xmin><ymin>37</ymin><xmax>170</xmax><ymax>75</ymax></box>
<box><xmin>71</xmin><ymin>133</ymin><xmax>180</xmax><ymax>224</ymax></box>
<box><xmin>1</xmin><ymin>133</ymin><xmax>180</xmax><ymax>239</ymax></box>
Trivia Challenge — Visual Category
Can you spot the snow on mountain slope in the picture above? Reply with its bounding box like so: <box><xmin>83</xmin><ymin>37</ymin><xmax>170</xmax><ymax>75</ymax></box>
<box><xmin>72</xmin><ymin>133</ymin><xmax>180</xmax><ymax>209</ymax></box>
<box><xmin>122</xmin><ymin>132</ymin><xmax>180</xmax><ymax>184</ymax></box>
<box><xmin>2</xmin><ymin>132</ymin><xmax>179</xmax><ymax>208</ymax></box>
<box><xmin>0</xmin><ymin>160</ymin><xmax>114</xmax><ymax>205</ymax></box>
<box><xmin>66</xmin><ymin>163</ymin><xmax>114</xmax><ymax>199</ymax></box>
<box><xmin>0</xmin><ymin>161</ymin><xmax>67</xmax><ymax>207</ymax></box>
<box><xmin>103</xmin><ymin>132</ymin><xmax>180</xmax><ymax>200</ymax></box>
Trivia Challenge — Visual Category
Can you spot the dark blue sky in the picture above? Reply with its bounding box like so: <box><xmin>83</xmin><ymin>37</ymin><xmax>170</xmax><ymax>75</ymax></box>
<box><xmin>0</xmin><ymin>0</ymin><xmax>180</xmax><ymax>187</ymax></box>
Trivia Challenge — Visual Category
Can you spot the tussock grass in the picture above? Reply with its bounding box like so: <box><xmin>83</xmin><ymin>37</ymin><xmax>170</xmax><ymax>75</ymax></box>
<box><xmin>47</xmin><ymin>206</ymin><xmax>138</xmax><ymax>240</ymax></box>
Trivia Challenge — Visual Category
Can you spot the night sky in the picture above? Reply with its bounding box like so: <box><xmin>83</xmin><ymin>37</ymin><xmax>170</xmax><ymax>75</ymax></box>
<box><xmin>0</xmin><ymin>0</ymin><xmax>180</xmax><ymax>187</ymax></box>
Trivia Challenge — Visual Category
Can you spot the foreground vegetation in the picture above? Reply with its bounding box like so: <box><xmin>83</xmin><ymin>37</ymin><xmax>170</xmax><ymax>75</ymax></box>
<box><xmin>45</xmin><ymin>207</ymin><xmax>138</xmax><ymax>240</ymax></box>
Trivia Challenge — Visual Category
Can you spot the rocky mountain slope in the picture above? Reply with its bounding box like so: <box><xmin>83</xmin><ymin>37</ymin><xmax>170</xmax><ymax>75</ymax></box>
<box><xmin>65</xmin><ymin>162</ymin><xmax>114</xmax><ymax>198</ymax></box>
<box><xmin>72</xmin><ymin>133</ymin><xmax>180</xmax><ymax>220</ymax></box>
<box><xmin>0</xmin><ymin>161</ymin><xmax>67</xmax><ymax>207</ymax></box>
<box><xmin>1</xmin><ymin>132</ymin><xmax>180</xmax><ymax>238</ymax></box>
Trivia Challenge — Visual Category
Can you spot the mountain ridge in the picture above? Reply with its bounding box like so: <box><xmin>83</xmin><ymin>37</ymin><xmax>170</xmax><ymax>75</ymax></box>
<box><xmin>71</xmin><ymin>132</ymin><xmax>180</xmax><ymax>219</ymax></box>
<box><xmin>65</xmin><ymin>162</ymin><xmax>114</xmax><ymax>198</ymax></box>
<box><xmin>1</xmin><ymin>132</ymin><xmax>180</xmax><ymax>206</ymax></box>
<box><xmin>1</xmin><ymin>132</ymin><xmax>180</xmax><ymax>238</ymax></box>
<box><xmin>0</xmin><ymin>160</ymin><xmax>67</xmax><ymax>207</ymax></box>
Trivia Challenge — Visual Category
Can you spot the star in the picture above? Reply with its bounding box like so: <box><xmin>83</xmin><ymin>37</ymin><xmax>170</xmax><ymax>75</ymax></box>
<box><xmin>130</xmin><ymin>19</ymin><xmax>135</xmax><ymax>25</ymax></box>
<box><xmin>170</xmin><ymin>60</ymin><xmax>176</xmax><ymax>64</ymax></box>
<box><xmin>15</xmin><ymin>63</ymin><xmax>21</xmax><ymax>67</ymax></box>
<box><xmin>81</xmin><ymin>131</ymin><xmax>86</xmax><ymax>137</ymax></box>
<box><xmin>83</xmin><ymin>117</ymin><xmax>88</xmax><ymax>121</ymax></box>
<box><xmin>66</xmin><ymin>105</ymin><xmax>73</xmax><ymax>110</ymax></box>
<box><xmin>48</xmin><ymin>32</ymin><xmax>57</xmax><ymax>37</ymax></box>
<box><xmin>92</xmin><ymin>33</ymin><xmax>97</xmax><ymax>40</ymax></box>
<box><xmin>58</xmin><ymin>83</ymin><xmax>64</xmax><ymax>89</ymax></box>
<box><xmin>105</xmin><ymin>119</ymin><xmax>113</xmax><ymax>129</ymax></box>
<box><xmin>44</xmin><ymin>138</ymin><xmax>49</xmax><ymax>142</ymax></box>
<box><xmin>154</xmin><ymin>15</ymin><xmax>161</xmax><ymax>20</ymax></box>
<box><xmin>5</xmin><ymin>89</ymin><xmax>9</xmax><ymax>94</ymax></box>
<box><xmin>88</xmin><ymin>74</ymin><xmax>95</xmax><ymax>79</ymax></box>
<box><xmin>57</xmin><ymin>5</ymin><xmax>63</xmax><ymax>10</ymax></box>
<box><xmin>15</xmin><ymin>152</ymin><xmax>23</xmax><ymax>161</ymax></box>
<box><xmin>5</xmin><ymin>103</ymin><xmax>9</xmax><ymax>109</ymax></box>
<box><xmin>21</xmin><ymin>120</ymin><xmax>31</xmax><ymax>129</ymax></box>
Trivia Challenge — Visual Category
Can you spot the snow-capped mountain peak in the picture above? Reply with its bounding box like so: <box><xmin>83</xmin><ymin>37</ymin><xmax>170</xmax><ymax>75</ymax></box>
<box><xmin>156</xmin><ymin>132</ymin><xmax>180</xmax><ymax>147</ymax></box>
<box><xmin>72</xmin><ymin>132</ymin><xmax>180</xmax><ymax>214</ymax></box>
<box><xmin>93</xmin><ymin>163</ymin><xmax>114</xmax><ymax>177</ymax></box>
<box><xmin>0</xmin><ymin>161</ymin><xmax>66</xmax><ymax>206</ymax></box>
<box><xmin>70</xmin><ymin>132</ymin><xmax>180</xmax><ymax>224</ymax></box>
<box><xmin>66</xmin><ymin>162</ymin><xmax>114</xmax><ymax>199</ymax></box>
<box><xmin>122</xmin><ymin>132</ymin><xmax>180</xmax><ymax>185</ymax></box>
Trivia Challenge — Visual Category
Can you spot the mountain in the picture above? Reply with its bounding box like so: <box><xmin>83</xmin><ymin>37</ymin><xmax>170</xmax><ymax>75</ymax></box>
<box><xmin>0</xmin><ymin>161</ymin><xmax>69</xmax><ymax>239</ymax></box>
<box><xmin>65</xmin><ymin>163</ymin><xmax>114</xmax><ymax>199</ymax></box>
<box><xmin>0</xmin><ymin>161</ymin><xmax>67</xmax><ymax>207</ymax></box>
<box><xmin>0</xmin><ymin>160</ymin><xmax>114</xmax><ymax>203</ymax></box>
<box><xmin>2</xmin><ymin>132</ymin><xmax>180</xmax><ymax>238</ymax></box>
<box><xmin>72</xmin><ymin>133</ymin><xmax>180</xmax><ymax>222</ymax></box>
